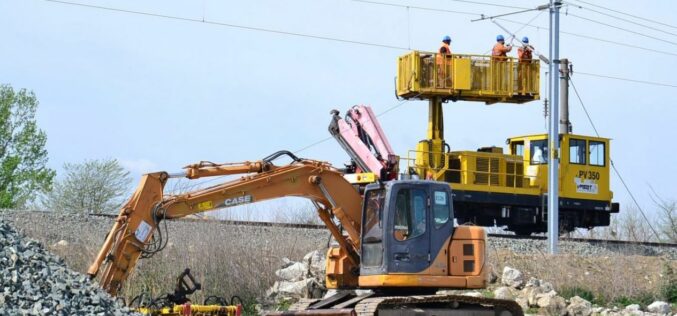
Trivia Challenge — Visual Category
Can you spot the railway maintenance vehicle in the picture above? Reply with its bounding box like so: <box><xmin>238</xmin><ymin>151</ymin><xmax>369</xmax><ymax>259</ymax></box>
<box><xmin>331</xmin><ymin>51</ymin><xmax>619</xmax><ymax>235</ymax></box>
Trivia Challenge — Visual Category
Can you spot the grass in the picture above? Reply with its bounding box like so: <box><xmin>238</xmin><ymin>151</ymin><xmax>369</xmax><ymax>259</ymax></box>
<box><xmin>487</xmin><ymin>241</ymin><xmax>677</xmax><ymax>306</ymax></box>
<box><xmin>1</xmin><ymin>210</ymin><xmax>328</xmax><ymax>307</ymax></box>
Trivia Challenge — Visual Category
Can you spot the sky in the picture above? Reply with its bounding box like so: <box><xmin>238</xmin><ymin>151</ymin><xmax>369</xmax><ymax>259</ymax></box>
<box><xmin>1</xmin><ymin>0</ymin><xmax>675</xmax><ymax>223</ymax></box>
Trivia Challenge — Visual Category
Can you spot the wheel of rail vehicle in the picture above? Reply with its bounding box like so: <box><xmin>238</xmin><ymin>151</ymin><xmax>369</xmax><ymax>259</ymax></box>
<box><xmin>511</xmin><ymin>227</ymin><xmax>533</xmax><ymax>236</ymax></box>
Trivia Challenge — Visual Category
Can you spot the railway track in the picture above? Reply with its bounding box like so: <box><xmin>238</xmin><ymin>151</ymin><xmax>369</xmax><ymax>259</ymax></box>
<box><xmin>89</xmin><ymin>212</ymin><xmax>676</xmax><ymax>249</ymax></box>
<box><xmin>84</xmin><ymin>211</ymin><xmax>330</xmax><ymax>230</ymax></box>
<box><xmin>5</xmin><ymin>210</ymin><xmax>676</xmax><ymax>249</ymax></box>
<box><xmin>487</xmin><ymin>233</ymin><xmax>677</xmax><ymax>249</ymax></box>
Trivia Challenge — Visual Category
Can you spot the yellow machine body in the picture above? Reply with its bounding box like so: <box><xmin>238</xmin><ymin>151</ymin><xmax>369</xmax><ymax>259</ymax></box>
<box><xmin>408</xmin><ymin>133</ymin><xmax>616</xmax><ymax>234</ymax></box>
<box><xmin>356</xmin><ymin>225</ymin><xmax>487</xmax><ymax>289</ymax></box>
<box><xmin>411</xmin><ymin>133</ymin><xmax>612</xmax><ymax>201</ymax></box>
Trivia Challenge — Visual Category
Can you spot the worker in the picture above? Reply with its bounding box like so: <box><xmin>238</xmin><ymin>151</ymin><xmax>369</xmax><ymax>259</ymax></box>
<box><xmin>517</xmin><ymin>37</ymin><xmax>533</xmax><ymax>61</ymax></box>
<box><xmin>436</xmin><ymin>35</ymin><xmax>453</xmax><ymax>88</ymax></box>
<box><xmin>491</xmin><ymin>34</ymin><xmax>512</xmax><ymax>91</ymax></box>
<box><xmin>439</xmin><ymin>35</ymin><xmax>452</xmax><ymax>55</ymax></box>
<box><xmin>517</xmin><ymin>36</ymin><xmax>534</xmax><ymax>94</ymax></box>
<box><xmin>491</xmin><ymin>34</ymin><xmax>512</xmax><ymax>60</ymax></box>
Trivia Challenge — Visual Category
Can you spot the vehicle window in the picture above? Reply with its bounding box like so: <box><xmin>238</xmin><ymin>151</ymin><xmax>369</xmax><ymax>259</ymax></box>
<box><xmin>363</xmin><ymin>189</ymin><xmax>385</xmax><ymax>242</ymax></box>
<box><xmin>569</xmin><ymin>138</ymin><xmax>586</xmax><ymax>164</ymax></box>
<box><xmin>530</xmin><ymin>139</ymin><xmax>548</xmax><ymax>164</ymax></box>
<box><xmin>589</xmin><ymin>141</ymin><xmax>605</xmax><ymax>166</ymax></box>
<box><xmin>393</xmin><ymin>189</ymin><xmax>427</xmax><ymax>241</ymax></box>
<box><xmin>512</xmin><ymin>141</ymin><xmax>524</xmax><ymax>156</ymax></box>
<box><xmin>433</xmin><ymin>191</ymin><xmax>450</xmax><ymax>228</ymax></box>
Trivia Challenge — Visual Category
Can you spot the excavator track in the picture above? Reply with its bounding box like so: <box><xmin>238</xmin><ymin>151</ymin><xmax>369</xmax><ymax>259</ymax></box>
<box><xmin>275</xmin><ymin>293</ymin><xmax>523</xmax><ymax>316</ymax></box>
<box><xmin>288</xmin><ymin>299</ymin><xmax>321</xmax><ymax>312</ymax></box>
<box><xmin>353</xmin><ymin>294</ymin><xmax>523</xmax><ymax>316</ymax></box>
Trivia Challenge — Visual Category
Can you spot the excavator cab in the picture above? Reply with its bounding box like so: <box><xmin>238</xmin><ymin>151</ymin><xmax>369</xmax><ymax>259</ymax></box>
<box><xmin>357</xmin><ymin>180</ymin><xmax>487</xmax><ymax>290</ymax></box>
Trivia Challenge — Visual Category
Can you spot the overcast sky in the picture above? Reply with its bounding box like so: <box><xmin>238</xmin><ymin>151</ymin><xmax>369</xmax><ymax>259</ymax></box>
<box><xmin>1</xmin><ymin>0</ymin><xmax>675</xmax><ymax>222</ymax></box>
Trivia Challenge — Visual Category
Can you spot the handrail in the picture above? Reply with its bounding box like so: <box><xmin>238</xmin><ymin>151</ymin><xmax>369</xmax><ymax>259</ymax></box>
<box><xmin>405</xmin><ymin>149</ymin><xmax>540</xmax><ymax>188</ymax></box>
<box><xmin>397</xmin><ymin>51</ymin><xmax>540</xmax><ymax>103</ymax></box>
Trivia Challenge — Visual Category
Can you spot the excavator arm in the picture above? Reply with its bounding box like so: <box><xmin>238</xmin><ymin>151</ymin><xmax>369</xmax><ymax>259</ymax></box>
<box><xmin>87</xmin><ymin>151</ymin><xmax>363</xmax><ymax>295</ymax></box>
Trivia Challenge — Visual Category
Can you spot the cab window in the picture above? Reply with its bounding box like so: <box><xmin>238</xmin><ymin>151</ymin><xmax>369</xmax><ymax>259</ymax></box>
<box><xmin>433</xmin><ymin>191</ymin><xmax>450</xmax><ymax>228</ymax></box>
<box><xmin>511</xmin><ymin>141</ymin><xmax>524</xmax><ymax>156</ymax></box>
<box><xmin>569</xmin><ymin>138</ymin><xmax>586</xmax><ymax>165</ymax></box>
<box><xmin>589</xmin><ymin>141</ymin><xmax>605</xmax><ymax>166</ymax></box>
<box><xmin>530</xmin><ymin>139</ymin><xmax>548</xmax><ymax>164</ymax></box>
<box><xmin>393</xmin><ymin>189</ymin><xmax>427</xmax><ymax>241</ymax></box>
<box><xmin>363</xmin><ymin>189</ymin><xmax>385</xmax><ymax>243</ymax></box>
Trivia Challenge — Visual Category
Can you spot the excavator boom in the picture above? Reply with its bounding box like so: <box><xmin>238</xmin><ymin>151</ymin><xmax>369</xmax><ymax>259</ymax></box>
<box><xmin>87</xmin><ymin>151</ymin><xmax>363</xmax><ymax>295</ymax></box>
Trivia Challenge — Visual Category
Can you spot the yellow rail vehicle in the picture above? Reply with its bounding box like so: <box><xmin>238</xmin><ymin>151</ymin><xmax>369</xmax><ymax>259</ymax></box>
<box><xmin>394</xmin><ymin>50</ymin><xmax>618</xmax><ymax>234</ymax></box>
<box><xmin>410</xmin><ymin>134</ymin><xmax>619</xmax><ymax>234</ymax></box>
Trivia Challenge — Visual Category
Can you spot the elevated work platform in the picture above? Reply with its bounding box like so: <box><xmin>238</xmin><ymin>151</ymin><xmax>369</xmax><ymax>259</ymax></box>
<box><xmin>396</xmin><ymin>51</ymin><xmax>540</xmax><ymax>104</ymax></box>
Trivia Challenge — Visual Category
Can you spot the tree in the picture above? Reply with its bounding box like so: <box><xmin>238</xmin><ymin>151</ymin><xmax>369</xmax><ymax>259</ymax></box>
<box><xmin>42</xmin><ymin>159</ymin><xmax>132</xmax><ymax>214</ymax></box>
<box><xmin>649</xmin><ymin>187</ymin><xmax>677</xmax><ymax>243</ymax></box>
<box><xmin>656</xmin><ymin>200</ymin><xmax>677</xmax><ymax>243</ymax></box>
<box><xmin>0</xmin><ymin>85</ymin><xmax>55</xmax><ymax>208</ymax></box>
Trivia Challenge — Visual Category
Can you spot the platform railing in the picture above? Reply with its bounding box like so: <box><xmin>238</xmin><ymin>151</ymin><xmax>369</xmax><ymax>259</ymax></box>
<box><xmin>397</xmin><ymin>51</ymin><xmax>540</xmax><ymax>102</ymax></box>
<box><xmin>403</xmin><ymin>150</ymin><xmax>539</xmax><ymax>189</ymax></box>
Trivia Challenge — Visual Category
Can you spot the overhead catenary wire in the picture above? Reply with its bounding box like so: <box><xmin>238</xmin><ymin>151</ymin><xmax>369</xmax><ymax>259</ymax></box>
<box><xmin>445</xmin><ymin>0</ymin><xmax>530</xmax><ymax>10</ymax></box>
<box><xmin>497</xmin><ymin>19</ymin><xmax>677</xmax><ymax>58</ymax></box>
<box><xmin>575</xmin><ymin>72</ymin><xmax>677</xmax><ymax>89</ymax></box>
<box><xmin>42</xmin><ymin>0</ymin><xmax>410</xmax><ymax>51</ymax></box>
<box><xmin>569</xmin><ymin>0</ymin><xmax>677</xmax><ymax>31</ymax></box>
<box><xmin>38</xmin><ymin>1</ymin><xmax>677</xmax><ymax>89</ymax></box>
<box><xmin>569</xmin><ymin>77</ymin><xmax>662</xmax><ymax>241</ymax></box>
<box><xmin>352</xmin><ymin>0</ymin><xmax>479</xmax><ymax>16</ymax></box>
<box><xmin>354</xmin><ymin>0</ymin><xmax>677</xmax><ymax>59</ymax></box>
<box><xmin>565</xmin><ymin>1</ymin><xmax>677</xmax><ymax>38</ymax></box>
<box><xmin>567</xmin><ymin>13</ymin><xmax>677</xmax><ymax>47</ymax></box>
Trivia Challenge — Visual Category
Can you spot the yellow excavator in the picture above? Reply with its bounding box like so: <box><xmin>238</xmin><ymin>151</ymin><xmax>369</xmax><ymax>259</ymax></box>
<box><xmin>87</xmin><ymin>150</ymin><xmax>522</xmax><ymax>316</ymax></box>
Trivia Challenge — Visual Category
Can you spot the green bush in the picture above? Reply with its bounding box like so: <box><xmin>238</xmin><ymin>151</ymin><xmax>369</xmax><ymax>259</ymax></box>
<box><xmin>660</xmin><ymin>262</ymin><xmax>677</xmax><ymax>303</ymax></box>
<box><xmin>611</xmin><ymin>292</ymin><xmax>655</xmax><ymax>308</ymax></box>
<box><xmin>660</xmin><ymin>280</ymin><xmax>677</xmax><ymax>303</ymax></box>
<box><xmin>559</xmin><ymin>287</ymin><xmax>597</xmax><ymax>304</ymax></box>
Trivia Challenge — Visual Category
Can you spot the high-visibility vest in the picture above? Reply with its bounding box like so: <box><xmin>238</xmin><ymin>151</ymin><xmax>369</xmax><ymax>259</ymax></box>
<box><xmin>436</xmin><ymin>42</ymin><xmax>452</xmax><ymax>65</ymax></box>
<box><xmin>518</xmin><ymin>46</ymin><xmax>533</xmax><ymax>62</ymax></box>
<box><xmin>492</xmin><ymin>43</ymin><xmax>511</xmax><ymax>59</ymax></box>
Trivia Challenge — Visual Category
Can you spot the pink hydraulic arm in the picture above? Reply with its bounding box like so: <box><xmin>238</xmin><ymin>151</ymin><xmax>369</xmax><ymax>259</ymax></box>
<box><xmin>329</xmin><ymin>105</ymin><xmax>399</xmax><ymax>180</ymax></box>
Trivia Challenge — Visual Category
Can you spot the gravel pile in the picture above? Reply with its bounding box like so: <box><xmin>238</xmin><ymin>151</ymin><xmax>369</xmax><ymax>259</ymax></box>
<box><xmin>488</xmin><ymin>236</ymin><xmax>677</xmax><ymax>259</ymax></box>
<box><xmin>0</xmin><ymin>218</ymin><xmax>138</xmax><ymax>315</ymax></box>
<box><xmin>490</xmin><ymin>266</ymin><xmax>674</xmax><ymax>316</ymax></box>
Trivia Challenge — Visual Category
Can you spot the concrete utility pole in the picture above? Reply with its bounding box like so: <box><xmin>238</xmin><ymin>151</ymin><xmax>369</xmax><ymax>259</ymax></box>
<box><xmin>547</xmin><ymin>0</ymin><xmax>562</xmax><ymax>254</ymax></box>
<box><xmin>560</xmin><ymin>58</ymin><xmax>571</xmax><ymax>134</ymax></box>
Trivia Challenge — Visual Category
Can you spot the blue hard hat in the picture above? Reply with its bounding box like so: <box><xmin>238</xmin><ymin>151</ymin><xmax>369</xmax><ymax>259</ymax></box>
<box><xmin>443</xmin><ymin>35</ymin><xmax>451</xmax><ymax>42</ymax></box>
<box><xmin>522</xmin><ymin>36</ymin><xmax>529</xmax><ymax>43</ymax></box>
<box><xmin>497</xmin><ymin>34</ymin><xmax>505</xmax><ymax>41</ymax></box>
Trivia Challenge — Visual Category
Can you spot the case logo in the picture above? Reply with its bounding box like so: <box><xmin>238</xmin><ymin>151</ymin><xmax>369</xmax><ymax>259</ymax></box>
<box><xmin>221</xmin><ymin>195</ymin><xmax>253</xmax><ymax>207</ymax></box>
